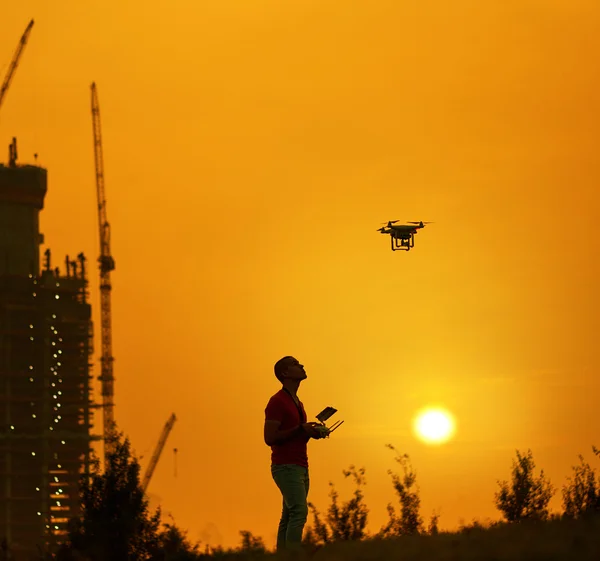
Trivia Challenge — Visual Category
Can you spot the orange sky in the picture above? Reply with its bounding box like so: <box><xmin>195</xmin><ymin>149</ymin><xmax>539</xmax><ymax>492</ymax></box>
<box><xmin>2</xmin><ymin>0</ymin><xmax>600</xmax><ymax>550</ymax></box>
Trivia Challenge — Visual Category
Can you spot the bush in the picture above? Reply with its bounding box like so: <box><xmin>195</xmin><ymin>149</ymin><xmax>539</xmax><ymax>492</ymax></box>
<box><xmin>303</xmin><ymin>465</ymin><xmax>369</xmax><ymax>547</ymax></box>
<box><xmin>376</xmin><ymin>444</ymin><xmax>425</xmax><ymax>538</ymax></box>
<box><xmin>494</xmin><ymin>449</ymin><xmax>555</xmax><ymax>522</ymax></box>
<box><xmin>562</xmin><ymin>448</ymin><xmax>600</xmax><ymax>519</ymax></box>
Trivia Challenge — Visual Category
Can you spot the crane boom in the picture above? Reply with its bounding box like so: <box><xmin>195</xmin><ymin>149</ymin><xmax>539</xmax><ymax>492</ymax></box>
<box><xmin>142</xmin><ymin>413</ymin><xmax>177</xmax><ymax>492</ymax></box>
<box><xmin>91</xmin><ymin>82</ymin><xmax>116</xmax><ymax>460</ymax></box>
<box><xmin>0</xmin><ymin>19</ymin><xmax>34</xmax><ymax>112</ymax></box>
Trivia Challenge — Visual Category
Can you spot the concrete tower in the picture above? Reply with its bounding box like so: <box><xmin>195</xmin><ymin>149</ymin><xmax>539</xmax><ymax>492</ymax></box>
<box><xmin>0</xmin><ymin>138</ymin><xmax>47</xmax><ymax>276</ymax></box>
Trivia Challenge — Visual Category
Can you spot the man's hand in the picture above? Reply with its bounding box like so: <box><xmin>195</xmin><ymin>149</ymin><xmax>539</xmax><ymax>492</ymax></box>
<box><xmin>302</xmin><ymin>422</ymin><xmax>329</xmax><ymax>439</ymax></box>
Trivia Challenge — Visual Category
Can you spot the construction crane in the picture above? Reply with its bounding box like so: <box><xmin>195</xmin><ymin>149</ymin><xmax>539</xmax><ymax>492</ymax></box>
<box><xmin>0</xmin><ymin>19</ymin><xmax>34</xmax><ymax>114</ymax></box>
<box><xmin>91</xmin><ymin>82</ymin><xmax>116</xmax><ymax>461</ymax></box>
<box><xmin>142</xmin><ymin>413</ymin><xmax>177</xmax><ymax>493</ymax></box>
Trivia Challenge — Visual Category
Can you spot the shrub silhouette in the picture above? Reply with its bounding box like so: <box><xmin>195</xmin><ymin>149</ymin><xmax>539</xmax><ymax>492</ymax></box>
<box><xmin>562</xmin><ymin>446</ymin><xmax>600</xmax><ymax>519</ymax></box>
<box><xmin>494</xmin><ymin>449</ymin><xmax>555</xmax><ymax>522</ymax></box>
<box><xmin>236</xmin><ymin>531</ymin><xmax>267</xmax><ymax>554</ymax></box>
<box><xmin>55</xmin><ymin>430</ymin><xmax>201</xmax><ymax>561</ymax></box>
<box><xmin>303</xmin><ymin>465</ymin><xmax>369</xmax><ymax>547</ymax></box>
<box><xmin>46</xmin><ymin>431</ymin><xmax>600</xmax><ymax>560</ymax></box>
<box><xmin>156</xmin><ymin>523</ymin><xmax>202</xmax><ymax>561</ymax></box>
<box><xmin>427</xmin><ymin>510</ymin><xmax>441</xmax><ymax>535</ymax></box>
<box><xmin>376</xmin><ymin>444</ymin><xmax>426</xmax><ymax>537</ymax></box>
<box><xmin>326</xmin><ymin>466</ymin><xmax>369</xmax><ymax>542</ymax></box>
<box><xmin>302</xmin><ymin>445</ymin><xmax>440</xmax><ymax>548</ymax></box>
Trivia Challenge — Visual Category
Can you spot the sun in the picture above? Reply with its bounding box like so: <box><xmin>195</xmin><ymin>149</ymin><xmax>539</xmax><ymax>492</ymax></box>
<box><xmin>413</xmin><ymin>407</ymin><xmax>456</xmax><ymax>445</ymax></box>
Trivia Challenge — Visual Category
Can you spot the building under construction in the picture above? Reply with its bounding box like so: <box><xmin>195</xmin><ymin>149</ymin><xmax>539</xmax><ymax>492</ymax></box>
<box><xmin>0</xmin><ymin>139</ymin><xmax>96</xmax><ymax>556</ymax></box>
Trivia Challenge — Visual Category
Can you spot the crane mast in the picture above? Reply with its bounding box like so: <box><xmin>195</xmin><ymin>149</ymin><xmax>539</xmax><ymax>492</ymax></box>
<box><xmin>0</xmin><ymin>19</ymin><xmax>34</xmax><ymax>113</ymax></box>
<box><xmin>142</xmin><ymin>413</ymin><xmax>177</xmax><ymax>492</ymax></box>
<box><xmin>91</xmin><ymin>82</ymin><xmax>116</xmax><ymax>460</ymax></box>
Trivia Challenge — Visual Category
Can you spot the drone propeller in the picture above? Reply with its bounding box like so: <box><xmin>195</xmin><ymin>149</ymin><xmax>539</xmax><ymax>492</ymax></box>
<box><xmin>376</xmin><ymin>226</ymin><xmax>388</xmax><ymax>232</ymax></box>
<box><xmin>408</xmin><ymin>221</ymin><xmax>433</xmax><ymax>225</ymax></box>
<box><xmin>378</xmin><ymin>220</ymin><xmax>399</xmax><ymax>229</ymax></box>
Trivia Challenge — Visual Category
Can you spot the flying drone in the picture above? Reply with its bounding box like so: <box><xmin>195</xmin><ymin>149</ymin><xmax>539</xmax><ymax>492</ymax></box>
<box><xmin>377</xmin><ymin>220</ymin><xmax>432</xmax><ymax>251</ymax></box>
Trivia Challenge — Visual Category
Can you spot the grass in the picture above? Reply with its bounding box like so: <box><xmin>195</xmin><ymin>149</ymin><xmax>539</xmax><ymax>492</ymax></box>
<box><xmin>209</xmin><ymin>515</ymin><xmax>600</xmax><ymax>561</ymax></box>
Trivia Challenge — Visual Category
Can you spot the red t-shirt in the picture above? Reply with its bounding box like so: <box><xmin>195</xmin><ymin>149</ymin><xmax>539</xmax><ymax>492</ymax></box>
<box><xmin>265</xmin><ymin>388</ymin><xmax>310</xmax><ymax>468</ymax></box>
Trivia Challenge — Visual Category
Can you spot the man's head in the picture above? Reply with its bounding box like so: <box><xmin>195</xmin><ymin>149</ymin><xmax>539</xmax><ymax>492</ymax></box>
<box><xmin>274</xmin><ymin>356</ymin><xmax>307</xmax><ymax>383</ymax></box>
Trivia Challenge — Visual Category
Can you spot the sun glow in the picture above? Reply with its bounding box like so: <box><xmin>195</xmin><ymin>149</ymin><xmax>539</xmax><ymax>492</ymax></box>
<box><xmin>413</xmin><ymin>407</ymin><xmax>456</xmax><ymax>445</ymax></box>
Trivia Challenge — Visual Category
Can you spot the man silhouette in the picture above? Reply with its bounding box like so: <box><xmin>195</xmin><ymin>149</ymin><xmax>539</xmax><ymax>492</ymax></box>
<box><xmin>264</xmin><ymin>356</ymin><xmax>324</xmax><ymax>555</ymax></box>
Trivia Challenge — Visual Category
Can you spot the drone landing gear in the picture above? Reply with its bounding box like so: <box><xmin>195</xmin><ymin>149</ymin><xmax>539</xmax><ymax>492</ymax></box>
<box><xmin>391</xmin><ymin>235</ymin><xmax>410</xmax><ymax>251</ymax></box>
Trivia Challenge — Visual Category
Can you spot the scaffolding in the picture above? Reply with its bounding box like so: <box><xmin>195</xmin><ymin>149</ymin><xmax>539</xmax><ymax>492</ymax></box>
<box><xmin>0</xmin><ymin>260</ymin><xmax>97</xmax><ymax>554</ymax></box>
<box><xmin>0</xmin><ymin>151</ymin><xmax>98</xmax><ymax>556</ymax></box>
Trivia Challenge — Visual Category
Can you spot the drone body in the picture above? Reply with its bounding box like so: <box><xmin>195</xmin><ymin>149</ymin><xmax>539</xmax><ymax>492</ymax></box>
<box><xmin>377</xmin><ymin>220</ymin><xmax>431</xmax><ymax>251</ymax></box>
